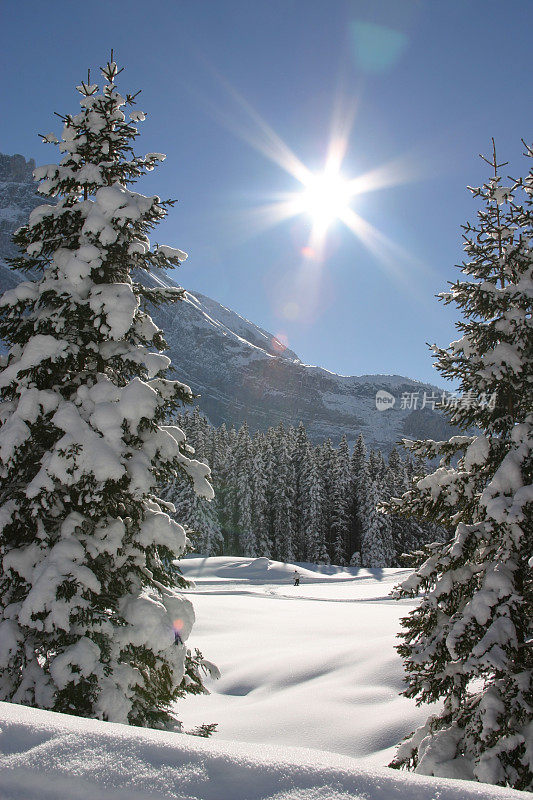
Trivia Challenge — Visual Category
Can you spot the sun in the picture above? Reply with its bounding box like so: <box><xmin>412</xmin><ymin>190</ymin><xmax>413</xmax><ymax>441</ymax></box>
<box><xmin>297</xmin><ymin>171</ymin><xmax>353</xmax><ymax>228</ymax></box>
<box><xmin>196</xmin><ymin>71</ymin><xmax>429</xmax><ymax>278</ymax></box>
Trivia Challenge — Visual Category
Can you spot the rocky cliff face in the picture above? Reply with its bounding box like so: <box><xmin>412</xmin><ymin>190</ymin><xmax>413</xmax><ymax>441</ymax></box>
<box><xmin>0</xmin><ymin>154</ymin><xmax>43</xmax><ymax>266</ymax></box>
<box><xmin>137</xmin><ymin>269</ymin><xmax>456</xmax><ymax>453</ymax></box>
<box><xmin>0</xmin><ymin>152</ymin><xmax>455</xmax><ymax>451</ymax></box>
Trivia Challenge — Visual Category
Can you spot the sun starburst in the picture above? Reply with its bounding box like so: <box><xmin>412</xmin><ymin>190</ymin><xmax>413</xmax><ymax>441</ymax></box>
<box><xmin>187</xmin><ymin>63</ymin><xmax>434</xmax><ymax>325</ymax></box>
<box><xmin>294</xmin><ymin>170</ymin><xmax>353</xmax><ymax>227</ymax></box>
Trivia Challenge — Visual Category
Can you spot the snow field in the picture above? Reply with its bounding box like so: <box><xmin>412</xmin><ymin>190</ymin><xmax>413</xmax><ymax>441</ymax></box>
<box><xmin>0</xmin><ymin>699</ymin><xmax>524</xmax><ymax>800</ymax></box>
<box><xmin>0</xmin><ymin>557</ymin><xmax>528</xmax><ymax>799</ymax></box>
<box><xmin>176</xmin><ymin>557</ymin><xmax>428</xmax><ymax>765</ymax></box>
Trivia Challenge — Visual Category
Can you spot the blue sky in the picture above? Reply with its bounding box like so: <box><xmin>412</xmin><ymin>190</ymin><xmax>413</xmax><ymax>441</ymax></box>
<box><xmin>1</xmin><ymin>0</ymin><xmax>531</xmax><ymax>386</ymax></box>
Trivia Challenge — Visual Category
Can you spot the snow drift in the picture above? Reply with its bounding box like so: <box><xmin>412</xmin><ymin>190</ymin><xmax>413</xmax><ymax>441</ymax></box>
<box><xmin>0</xmin><ymin>701</ymin><xmax>524</xmax><ymax>800</ymax></box>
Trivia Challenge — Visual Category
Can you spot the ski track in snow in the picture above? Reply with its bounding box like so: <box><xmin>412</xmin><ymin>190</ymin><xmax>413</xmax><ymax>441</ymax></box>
<box><xmin>185</xmin><ymin>586</ymin><xmax>408</xmax><ymax>604</ymax></box>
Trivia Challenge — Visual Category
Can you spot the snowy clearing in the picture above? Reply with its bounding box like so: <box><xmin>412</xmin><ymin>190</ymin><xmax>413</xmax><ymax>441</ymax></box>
<box><xmin>0</xmin><ymin>557</ymin><xmax>527</xmax><ymax>799</ymax></box>
<box><xmin>177</xmin><ymin>557</ymin><xmax>426</xmax><ymax>766</ymax></box>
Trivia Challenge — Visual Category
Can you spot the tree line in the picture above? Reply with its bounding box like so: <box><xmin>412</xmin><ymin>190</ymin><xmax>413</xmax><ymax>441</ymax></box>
<box><xmin>166</xmin><ymin>409</ymin><xmax>447</xmax><ymax>567</ymax></box>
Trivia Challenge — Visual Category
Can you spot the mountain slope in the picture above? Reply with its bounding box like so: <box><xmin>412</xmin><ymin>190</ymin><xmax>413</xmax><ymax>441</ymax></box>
<box><xmin>0</xmin><ymin>152</ymin><xmax>455</xmax><ymax>450</ymax></box>
<box><xmin>144</xmin><ymin>268</ymin><xmax>454</xmax><ymax>450</ymax></box>
<box><xmin>0</xmin><ymin>154</ymin><xmax>44</xmax><ymax>291</ymax></box>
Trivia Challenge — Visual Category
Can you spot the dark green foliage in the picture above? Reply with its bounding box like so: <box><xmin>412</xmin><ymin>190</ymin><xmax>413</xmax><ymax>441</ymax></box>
<box><xmin>383</xmin><ymin>142</ymin><xmax>533</xmax><ymax>790</ymax></box>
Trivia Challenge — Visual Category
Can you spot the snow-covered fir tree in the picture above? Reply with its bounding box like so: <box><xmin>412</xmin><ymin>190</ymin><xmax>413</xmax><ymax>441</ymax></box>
<box><xmin>270</xmin><ymin>423</ymin><xmax>295</xmax><ymax>562</ymax></box>
<box><xmin>250</xmin><ymin>433</ymin><xmax>271</xmax><ymax>558</ymax></box>
<box><xmin>347</xmin><ymin>432</ymin><xmax>367</xmax><ymax>563</ymax></box>
<box><xmin>234</xmin><ymin>422</ymin><xmax>255</xmax><ymax>556</ymax></box>
<box><xmin>164</xmin><ymin>465</ymin><xmax>222</xmax><ymax>558</ymax></box>
<box><xmin>300</xmin><ymin>439</ymin><xmax>326</xmax><ymax>563</ymax></box>
<box><xmin>367</xmin><ymin>448</ymin><xmax>385</xmax><ymax>482</ymax></box>
<box><xmin>0</xmin><ymin>60</ymin><xmax>217</xmax><ymax>728</ymax></box>
<box><xmin>384</xmin><ymin>142</ymin><xmax>533</xmax><ymax>790</ymax></box>
<box><xmin>358</xmin><ymin>461</ymin><xmax>393</xmax><ymax>568</ymax></box>
<box><xmin>209</xmin><ymin>422</ymin><xmax>231</xmax><ymax>550</ymax></box>
<box><xmin>331</xmin><ymin>434</ymin><xmax>351</xmax><ymax>565</ymax></box>
<box><xmin>187</xmin><ymin>492</ymin><xmax>223</xmax><ymax>557</ymax></box>
<box><xmin>188</xmin><ymin>405</ymin><xmax>207</xmax><ymax>459</ymax></box>
<box><xmin>291</xmin><ymin>422</ymin><xmax>312</xmax><ymax>559</ymax></box>
<box><xmin>317</xmin><ymin>438</ymin><xmax>336</xmax><ymax>558</ymax></box>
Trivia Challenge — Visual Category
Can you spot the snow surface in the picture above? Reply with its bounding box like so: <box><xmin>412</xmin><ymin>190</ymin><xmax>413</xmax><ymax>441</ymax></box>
<box><xmin>0</xmin><ymin>701</ymin><xmax>524</xmax><ymax>800</ymax></box>
<box><xmin>0</xmin><ymin>557</ymin><xmax>527</xmax><ymax>799</ymax></box>
<box><xmin>176</xmin><ymin>558</ymin><xmax>429</xmax><ymax>766</ymax></box>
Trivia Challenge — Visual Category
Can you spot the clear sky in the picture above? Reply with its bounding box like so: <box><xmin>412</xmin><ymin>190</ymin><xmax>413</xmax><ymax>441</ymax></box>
<box><xmin>1</xmin><ymin>0</ymin><xmax>531</xmax><ymax>386</ymax></box>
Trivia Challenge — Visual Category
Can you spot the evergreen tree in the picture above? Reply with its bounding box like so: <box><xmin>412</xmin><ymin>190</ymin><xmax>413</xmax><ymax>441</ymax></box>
<box><xmin>291</xmin><ymin>422</ymin><xmax>312</xmax><ymax>560</ymax></box>
<box><xmin>359</xmin><ymin>463</ymin><xmax>393</xmax><ymax>568</ymax></box>
<box><xmin>261</xmin><ymin>430</ymin><xmax>278</xmax><ymax>556</ymax></box>
<box><xmin>271</xmin><ymin>423</ymin><xmax>295</xmax><ymax>562</ymax></box>
<box><xmin>188</xmin><ymin>492</ymin><xmax>223</xmax><ymax>556</ymax></box>
<box><xmin>216</xmin><ymin>424</ymin><xmax>238</xmax><ymax>553</ymax></box>
<box><xmin>351</xmin><ymin>433</ymin><xmax>367</xmax><ymax>475</ymax></box>
<box><xmin>165</xmin><ymin>410</ymin><xmax>222</xmax><ymax>556</ymax></box>
<box><xmin>0</xmin><ymin>61</ymin><xmax>217</xmax><ymax>727</ymax></box>
<box><xmin>331</xmin><ymin>435</ymin><xmax>351</xmax><ymax>565</ymax></box>
<box><xmin>250</xmin><ymin>433</ymin><xmax>270</xmax><ymax>557</ymax></box>
<box><xmin>367</xmin><ymin>449</ymin><xmax>382</xmax><ymax>481</ymax></box>
<box><xmin>384</xmin><ymin>142</ymin><xmax>533</xmax><ymax>790</ymax></box>
<box><xmin>382</xmin><ymin>449</ymin><xmax>409</xmax><ymax>563</ymax></box>
<box><xmin>165</xmin><ymin>470</ymin><xmax>222</xmax><ymax>557</ymax></box>
<box><xmin>318</xmin><ymin>439</ymin><xmax>336</xmax><ymax>559</ymax></box>
<box><xmin>347</xmin><ymin>433</ymin><xmax>367</xmax><ymax>562</ymax></box>
<box><xmin>234</xmin><ymin>422</ymin><xmax>255</xmax><ymax>555</ymax></box>
<box><xmin>210</xmin><ymin>422</ymin><xmax>229</xmax><ymax>542</ymax></box>
<box><xmin>189</xmin><ymin>406</ymin><xmax>207</xmax><ymax>459</ymax></box>
<box><xmin>387</xmin><ymin>448</ymin><xmax>407</xmax><ymax>490</ymax></box>
<box><xmin>299</xmin><ymin>439</ymin><xmax>324</xmax><ymax>562</ymax></box>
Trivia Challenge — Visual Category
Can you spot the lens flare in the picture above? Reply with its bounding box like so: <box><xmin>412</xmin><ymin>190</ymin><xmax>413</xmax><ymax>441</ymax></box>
<box><xmin>272</xmin><ymin>333</ymin><xmax>288</xmax><ymax>353</ymax></box>
<box><xmin>282</xmin><ymin>301</ymin><xmax>300</xmax><ymax>320</ymax></box>
<box><xmin>300</xmin><ymin>245</ymin><xmax>316</xmax><ymax>259</ymax></box>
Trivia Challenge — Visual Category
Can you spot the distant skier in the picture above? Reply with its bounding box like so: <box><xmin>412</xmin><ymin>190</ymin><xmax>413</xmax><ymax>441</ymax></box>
<box><xmin>293</xmin><ymin>570</ymin><xmax>300</xmax><ymax>586</ymax></box>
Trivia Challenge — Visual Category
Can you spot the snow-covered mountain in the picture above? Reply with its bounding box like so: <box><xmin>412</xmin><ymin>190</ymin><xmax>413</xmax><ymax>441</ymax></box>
<box><xmin>0</xmin><ymin>153</ymin><xmax>43</xmax><ymax>270</ymax></box>
<box><xmin>0</xmin><ymin>153</ymin><xmax>455</xmax><ymax>451</ymax></box>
